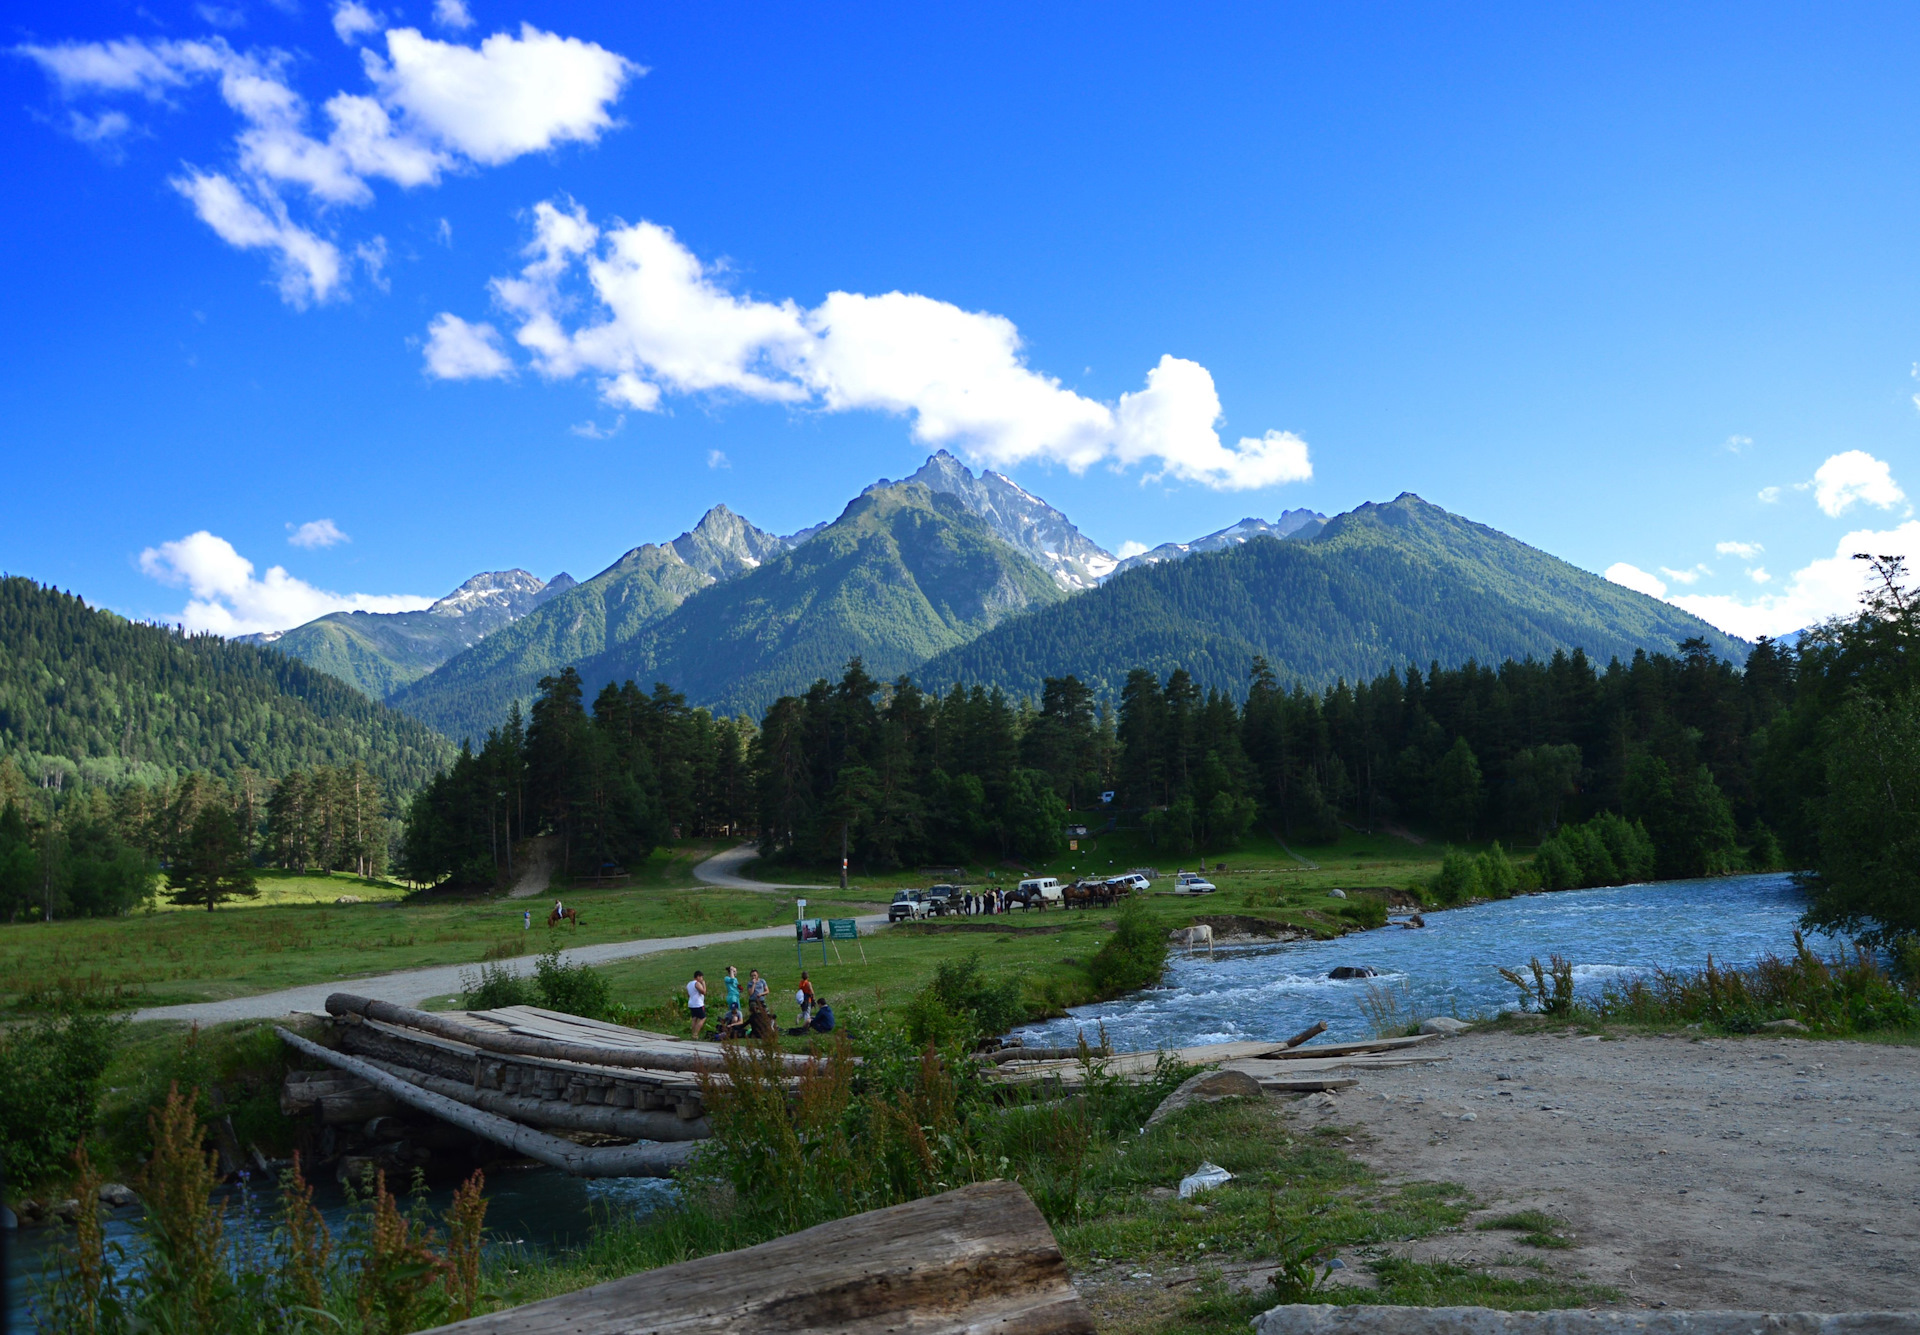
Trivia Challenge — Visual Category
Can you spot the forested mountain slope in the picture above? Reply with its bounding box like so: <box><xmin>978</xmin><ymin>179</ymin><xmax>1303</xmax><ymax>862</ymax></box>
<box><xmin>0</xmin><ymin>578</ymin><xmax>453</xmax><ymax>791</ymax></box>
<box><xmin>573</xmin><ymin>482</ymin><xmax>1068</xmax><ymax>717</ymax></box>
<box><xmin>248</xmin><ymin>569</ymin><xmax>574</xmax><ymax>700</ymax></box>
<box><xmin>390</xmin><ymin>506</ymin><xmax>791</xmax><ymax>741</ymax></box>
<box><xmin>916</xmin><ymin>493</ymin><xmax>1749</xmax><ymax>698</ymax></box>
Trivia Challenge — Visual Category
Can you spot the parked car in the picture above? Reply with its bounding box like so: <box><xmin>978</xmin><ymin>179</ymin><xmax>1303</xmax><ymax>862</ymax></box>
<box><xmin>925</xmin><ymin>883</ymin><xmax>964</xmax><ymax>915</ymax></box>
<box><xmin>888</xmin><ymin>890</ymin><xmax>932</xmax><ymax>921</ymax></box>
<box><xmin>1172</xmin><ymin>871</ymin><xmax>1217</xmax><ymax>895</ymax></box>
<box><xmin>1011</xmin><ymin>876</ymin><xmax>1063</xmax><ymax>909</ymax></box>
<box><xmin>1123</xmin><ymin>872</ymin><xmax>1152</xmax><ymax>893</ymax></box>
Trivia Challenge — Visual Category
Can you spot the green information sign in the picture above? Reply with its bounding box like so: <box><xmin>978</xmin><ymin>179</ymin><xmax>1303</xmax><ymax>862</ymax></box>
<box><xmin>828</xmin><ymin>918</ymin><xmax>860</xmax><ymax>940</ymax></box>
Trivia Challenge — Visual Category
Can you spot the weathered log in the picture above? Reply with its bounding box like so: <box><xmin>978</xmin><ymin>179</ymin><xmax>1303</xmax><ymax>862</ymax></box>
<box><xmin>353</xmin><ymin>1054</ymin><xmax>711</xmax><ymax>1141</ymax></box>
<box><xmin>275</xmin><ymin>1029</ymin><xmax>699</xmax><ymax>1179</ymax></box>
<box><xmin>281</xmin><ymin>1071</ymin><xmax>369</xmax><ymax>1116</ymax></box>
<box><xmin>318</xmin><ymin>1088</ymin><xmax>399</xmax><ymax>1124</ymax></box>
<box><xmin>983</xmin><ymin>1044</ymin><xmax>1114</xmax><ymax>1065</ymax></box>
<box><xmin>421</xmin><ymin>1178</ymin><xmax>1094</xmax><ymax>1334</ymax></box>
<box><xmin>325</xmin><ymin>993</ymin><xmax>813</xmax><ymax>1076</ymax></box>
<box><xmin>1282</xmin><ymin>1020</ymin><xmax>1329</xmax><ymax>1049</ymax></box>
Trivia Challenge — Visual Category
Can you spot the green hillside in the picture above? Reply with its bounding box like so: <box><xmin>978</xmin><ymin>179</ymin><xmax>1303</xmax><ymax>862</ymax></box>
<box><xmin>916</xmin><ymin>493</ymin><xmax>1749</xmax><ymax>697</ymax></box>
<box><xmin>265</xmin><ymin>612</ymin><xmax>470</xmax><ymax>699</ymax></box>
<box><xmin>0</xmin><ymin>577</ymin><xmax>454</xmax><ymax>791</ymax></box>
<box><xmin>576</xmin><ymin>483</ymin><xmax>1067</xmax><ymax>717</ymax></box>
<box><xmin>387</xmin><ymin>544</ymin><xmax>712</xmax><ymax>743</ymax></box>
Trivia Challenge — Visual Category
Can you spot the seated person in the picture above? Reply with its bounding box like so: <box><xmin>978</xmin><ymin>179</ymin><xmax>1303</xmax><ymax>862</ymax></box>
<box><xmin>808</xmin><ymin>998</ymin><xmax>835</xmax><ymax>1034</ymax></box>
<box><xmin>719</xmin><ymin>1002</ymin><xmax>748</xmax><ymax>1039</ymax></box>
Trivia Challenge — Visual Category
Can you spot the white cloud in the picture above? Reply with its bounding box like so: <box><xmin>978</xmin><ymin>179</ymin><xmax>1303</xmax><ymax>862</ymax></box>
<box><xmin>1669</xmin><ymin>520</ymin><xmax>1920</xmax><ymax>640</ymax></box>
<box><xmin>333</xmin><ymin>3</ymin><xmax>383</xmax><ymax>45</ymax></box>
<box><xmin>287</xmin><ymin>518</ymin><xmax>348</xmax><ymax>548</ymax></box>
<box><xmin>423</xmin><ymin>312</ymin><xmax>511</xmax><ymax>378</ymax></box>
<box><xmin>172</xmin><ymin>169</ymin><xmax>343</xmax><ymax>304</ymax></box>
<box><xmin>196</xmin><ymin>4</ymin><xmax>246</xmax><ymax>28</ymax></box>
<box><xmin>1605</xmin><ymin>563</ymin><xmax>1667</xmax><ymax>599</ymax></box>
<box><xmin>68</xmin><ymin>109</ymin><xmax>134</xmax><ymax>145</ymax></box>
<box><xmin>570</xmin><ymin>416</ymin><xmax>624</xmax><ymax>439</ymax></box>
<box><xmin>139</xmin><ymin>531</ymin><xmax>430</xmax><ymax>635</ymax></box>
<box><xmin>1658</xmin><ymin>564</ymin><xmax>1710</xmax><ymax>586</ymax></box>
<box><xmin>367</xmin><ymin>25</ymin><xmax>638</xmax><ymax>166</ymax></box>
<box><xmin>1117</xmin><ymin>540</ymin><xmax>1150</xmax><ymax>558</ymax></box>
<box><xmin>1749</xmin><ymin>567</ymin><xmax>1772</xmax><ymax>584</ymax></box>
<box><xmin>1716</xmin><ymin>540</ymin><xmax>1763</xmax><ymax>559</ymax></box>
<box><xmin>1758</xmin><ymin>486</ymin><xmax>1782</xmax><ymax>504</ymax></box>
<box><xmin>434</xmin><ymin>216</ymin><xmax>452</xmax><ymax>246</ymax></box>
<box><xmin>1811</xmin><ymin>449</ymin><xmax>1905</xmax><ymax>518</ymax></box>
<box><xmin>707</xmin><ymin>449</ymin><xmax>730</xmax><ymax>469</ymax></box>
<box><xmin>444</xmin><ymin>204</ymin><xmax>1316</xmax><ymax>491</ymax></box>
<box><xmin>1724</xmin><ymin>434</ymin><xmax>1752</xmax><ymax>453</ymax></box>
<box><xmin>433</xmin><ymin>0</ymin><xmax>475</xmax><ymax>30</ymax></box>
<box><xmin>18</xmin><ymin>24</ymin><xmax>637</xmax><ymax>305</ymax></box>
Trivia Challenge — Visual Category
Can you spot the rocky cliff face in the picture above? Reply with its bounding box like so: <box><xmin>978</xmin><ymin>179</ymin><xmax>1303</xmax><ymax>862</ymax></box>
<box><xmin>669</xmin><ymin>505</ymin><xmax>790</xmax><ymax>580</ymax></box>
<box><xmin>878</xmin><ymin>450</ymin><xmax>1118</xmax><ymax>590</ymax></box>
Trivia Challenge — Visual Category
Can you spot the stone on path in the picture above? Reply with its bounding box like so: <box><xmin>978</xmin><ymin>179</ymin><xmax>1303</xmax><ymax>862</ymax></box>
<box><xmin>1420</xmin><ymin>1016</ymin><xmax>1472</xmax><ymax>1037</ymax></box>
<box><xmin>1146</xmin><ymin>1068</ymin><xmax>1265</xmax><ymax>1128</ymax></box>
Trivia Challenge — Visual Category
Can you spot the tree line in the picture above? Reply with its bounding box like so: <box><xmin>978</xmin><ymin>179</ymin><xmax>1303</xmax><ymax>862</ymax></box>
<box><xmin>0</xmin><ymin>757</ymin><xmax>396</xmax><ymax>919</ymax></box>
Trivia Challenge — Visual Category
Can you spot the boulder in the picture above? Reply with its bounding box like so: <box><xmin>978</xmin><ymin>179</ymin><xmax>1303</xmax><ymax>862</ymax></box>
<box><xmin>1762</xmin><ymin>1018</ymin><xmax>1809</xmax><ymax>1033</ymax></box>
<box><xmin>97</xmin><ymin>1183</ymin><xmax>137</xmax><ymax>1208</ymax></box>
<box><xmin>1327</xmin><ymin>888</ymin><xmax>1348</xmax><ymax>900</ymax></box>
<box><xmin>1420</xmin><ymin>1016</ymin><xmax>1472</xmax><ymax>1037</ymax></box>
<box><xmin>1146</xmin><ymin>1068</ymin><xmax>1266</xmax><ymax>1128</ymax></box>
<box><xmin>1328</xmin><ymin>966</ymin><xmax>1377</xmax><ymax>980</ymax></box>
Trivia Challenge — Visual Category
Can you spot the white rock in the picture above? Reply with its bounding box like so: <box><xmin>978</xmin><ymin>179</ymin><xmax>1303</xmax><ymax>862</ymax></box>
<box><xmin>1420</xmin><ymin>1016</ymin><xmax>1472</xmax><ymax>1037</ymax></box>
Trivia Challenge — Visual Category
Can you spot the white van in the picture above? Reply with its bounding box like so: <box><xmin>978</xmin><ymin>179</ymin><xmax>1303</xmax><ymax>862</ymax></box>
<box><xmin>1015</xmin><ymin>876</ymin><xmax>1062</xmax><ymax>906</ymax></box>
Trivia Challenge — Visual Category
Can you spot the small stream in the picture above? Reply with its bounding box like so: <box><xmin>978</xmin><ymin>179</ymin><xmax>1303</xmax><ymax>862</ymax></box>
<box><xmin>1014</xmin><ymin>872</ymin><xmax>1827</xmax><ymax>1051</ymax></box>
<box><xmin>6</xmin><ymin>873</ymin><xmax>1823</xmax><ymax>1328</ymax></box>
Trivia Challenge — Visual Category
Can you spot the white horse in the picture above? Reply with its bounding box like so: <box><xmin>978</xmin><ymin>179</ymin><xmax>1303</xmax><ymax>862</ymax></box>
<box><xmin>1172</xmin><ymin>923</ymin><xmax>1214</xmax><ymax>957</ymax></box>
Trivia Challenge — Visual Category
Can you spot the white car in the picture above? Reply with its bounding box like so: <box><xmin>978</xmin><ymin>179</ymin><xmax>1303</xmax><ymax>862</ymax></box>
<box><xmin>1124</xmin><ymin>873</ymin><xmax>1152</xmax><ymax>893</ymax></box>
<box><xmin>1172</xmin><ymin>872</ymin><xmax>1217</xmax><ymax>895</ymax></box>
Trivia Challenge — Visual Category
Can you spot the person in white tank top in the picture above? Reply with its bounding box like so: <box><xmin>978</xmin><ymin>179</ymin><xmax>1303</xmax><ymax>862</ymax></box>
<box><xmin>686</xmin><ymin>970</ymin><xmax>708</xmax><ymax>1039</ymax></box>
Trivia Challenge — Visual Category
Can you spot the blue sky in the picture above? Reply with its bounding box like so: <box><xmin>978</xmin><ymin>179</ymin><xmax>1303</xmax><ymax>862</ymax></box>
<box><xmin>7</xmin><ymin>2</ymin><xmax>1920</xmax><ymax>641</ymax></box>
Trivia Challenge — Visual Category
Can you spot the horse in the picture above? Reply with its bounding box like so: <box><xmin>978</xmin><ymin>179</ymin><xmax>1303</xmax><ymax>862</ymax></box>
<box><xmin>547</xmin><ymin>906</ymin><xmax>581</xmax><ymax>930</ymax></box>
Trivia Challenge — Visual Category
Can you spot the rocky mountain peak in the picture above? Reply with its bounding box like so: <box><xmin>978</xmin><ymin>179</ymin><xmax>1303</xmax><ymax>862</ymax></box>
<box><xmin>670</xmin><ymin>504</ymin><xmax>790</xmax><ymax>581</ymax></box>
<box><xmin>428</xmin><ymin>569</ymin><xmax>552</xmax><ymax>619</ymax></box>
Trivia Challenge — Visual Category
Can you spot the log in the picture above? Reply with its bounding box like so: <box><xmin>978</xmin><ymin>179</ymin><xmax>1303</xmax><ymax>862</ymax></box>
<box><xmin>1281</xmin><ymin>1020</ymin><xmax>1329</xmax><ymax>1049</ymax></box>
<box><xmin>1268</xmin><ymin>1034</ymin><xmax>1439</xmax><ymax>1059</ymax></box>
<box><xmin>325</xmin><ymin>993</ymin><xmax>813</xmax><ymax>1076</ymax></box>
<box><xmin>275</xmin><ymin>1029</ymin><xmax>699</xmax><ymax>1179</ymax></box>
<box><xmin>420</xmin><ymin>1179</ymin><xmax>1094</xmax><ymax>1334</ymax></box>
<box><xmin>983</xmin><ymin>1044</ymin><xmax>1113</xmax><ymax>1065</ymax></box>
<box><xmin>353</xmin><ymin>1054</ymin><xmax>711</xmax><ymax>1141</ymax></box>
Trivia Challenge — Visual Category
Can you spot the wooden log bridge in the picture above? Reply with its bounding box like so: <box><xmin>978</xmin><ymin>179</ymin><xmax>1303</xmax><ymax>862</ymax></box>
<box><xmin>277</xmin><ymin>1028</ymin><xmax>698</xmax><ymax>1178</ymax></box>
<box><xmin>422</xmin><ymin>1179</ymin><xmax>1095</xmax><ymax>1334</ymax></box>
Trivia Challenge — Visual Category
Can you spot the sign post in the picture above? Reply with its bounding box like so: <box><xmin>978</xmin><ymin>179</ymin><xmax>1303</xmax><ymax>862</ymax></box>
<box><xmin>795</xmin><ymin>898</ymin><xmax>807</xmax><ymax>971</ymax></box>
<box><xmin>828</xmin><ymin>917</ymin><xmax>864</xmax><ymax>964</ymax></box>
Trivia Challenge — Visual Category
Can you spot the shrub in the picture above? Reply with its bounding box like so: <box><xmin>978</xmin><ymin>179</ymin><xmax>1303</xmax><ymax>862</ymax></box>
<box><xmin>1336</xmin><ymin>895</ymin><xmax>1389</xmax><ymax>929</ymax></box>
<box><xmin>1427</xmin><ymin>846</ymin><xmax>1482</xmax><ymax>905</ymax></box>
<box><xmin>459</xmin><ymin>960</ymin><xmax>536</xmax><ymax>1010</ymax></box>
<box><xmin>1594</xmin><ymin>933</ymin><xmax>1917</xmax><ymax>1034</ymax></box>
<box><xmin>0</xmin><ymin>1007</ymin><xmax>123</xmax><ymax>1182</ymax></box>
<box><xmin>904</xmin><ymin>953</ymin><xmax>1025</xmax><ymax>1048</ymax></box>
<box><xmin>1476</xmin><ymin>842</ymin><xmax>1519</xmax><ymax>898</ymax></box>
<box><xmin>533</xmin><ymin>948</ymin><xmax>613</xmax><ymax>1020</ymax></box>
<box><xmin>1086</xmin><ymin>900</ymin><xmax>1168</xmax><ymax>995</ymax></box>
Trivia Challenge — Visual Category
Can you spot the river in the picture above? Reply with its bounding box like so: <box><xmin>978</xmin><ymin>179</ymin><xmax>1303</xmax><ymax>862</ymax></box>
<box><xmin>1013</xmin><ymin>871</ymin><xmax>1826</xmax><ymax>1051</ymax></box>
<box><xmin>5</xmin><ymin>872</ymin><xmax>1822</xmax><ymax>1327</ymax></box>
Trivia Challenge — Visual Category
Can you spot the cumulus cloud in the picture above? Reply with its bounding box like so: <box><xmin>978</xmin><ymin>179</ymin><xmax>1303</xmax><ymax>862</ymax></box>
<box><xmin>139</xmin><ymin>531</ymin><xmax>430</xmax><ymax>635</ymax></box>
<box><xmin>1665</xmin><ymin>522</ymin><xmax>1920</xmax><ymax>640</ymax></box>
<box><xmin>569</xmin><ymin>415</ymin><xmax>624</xmax><ymax>439</ymax></box>
<box><xmin>423</xmin><ymin>312</ymin><xmax>512</xmax><ymax>378</ymax></box>
<box><xmin>17</xmin><ymin>23</ymin><xmax>638</xmax><ymax>305</ymax></box>
<box><xmin>1117</xmin><ymin>540</ymin><xmax>1150</xmax><ymax>558</ymax></box>
<box><xmin>707</xmin><ymin>449</ymin><xmax>730</xmax><ymax>468</ymax></box>
<box><xmin>1659</xmin><ymin>564</ymin><xmax>1710</xmax><ymax>586</ymax></box>
<box><xmin>1605</xmin><ymin>563</ymin><xmax>1667</xmax><ymax>599</ymax></box>
<box><xmin>436</xmin><ymin>203</ymin><xmax>1315</xmax><ymax>490</ymax></box>
<box><xmin>1749</xmin><ymin>567</ymin><xmax>1772</xmax><ymax>584</ymax></box>
<box><xmin>434</xmin><ymin>0</ymin><xmax>475</xmax><ymax>29</ymax></box>
<box><xmin>1758</xmin><ymin>486</ymin><xmax>1782</xmax><ymax>504</ymax></box>
<box><xmin>1716</xmin><ymin>540</ymin><xmax>1763</xmax><ymax>560</ymax></box>
<box><xmin>287</xmin><ymin>518</ymin><xmax>348</xmax><ymax>548</ymax></box>
<box><xmin>1811</xmin><ymin>450</ymin><xmax>1905</xmax><ymax>518</ymax></box>
<box><xmin>332</xmin><ymin>2</ymin><xmax>382</xmax><ymax>43</ymax></box>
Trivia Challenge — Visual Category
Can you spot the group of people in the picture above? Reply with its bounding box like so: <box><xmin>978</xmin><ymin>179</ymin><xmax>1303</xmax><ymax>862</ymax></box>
<box><xmin>685</xmin><ymin>965</ymin><xmax>835</xmax><ymax>1042</ymax></box>
<box><xmin>956</xmin><ymin>888</ymin><xmax>1012</xmax><ymax>914</ymax></box>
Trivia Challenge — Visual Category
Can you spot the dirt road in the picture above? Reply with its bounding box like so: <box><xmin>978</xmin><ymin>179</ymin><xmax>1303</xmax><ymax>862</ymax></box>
<box><xmin>693</xmin><ymin>843</ymin><xmax>834</xmax><ymax>893</ymax></box>
<box><xmin>1310</xmin><ymin>1028</ymin><xmax>1920</xmax><ymax>1309</ymax></box>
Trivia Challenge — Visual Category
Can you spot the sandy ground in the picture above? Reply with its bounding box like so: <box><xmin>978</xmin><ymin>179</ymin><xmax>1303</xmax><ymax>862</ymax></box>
<box><xmin>1313</xmin><ymin>1028</ymin><xmax>1920</xmax><ymax>1309</ymax></box>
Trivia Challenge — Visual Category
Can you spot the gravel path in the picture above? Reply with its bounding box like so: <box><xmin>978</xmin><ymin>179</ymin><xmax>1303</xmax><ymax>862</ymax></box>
<box><xmin>130</xmin><ymin>912</ymin><xmax>887</xmax><ymax>1025</ymax></box>
<box><xmin>693</xmin><ymin>843</ymin><xmax>835</xmax><ymax>892</ymax></box>
<box><xmin>1306</xmin><ymin>1028</ymin><xmax>1920</xmax><ymax>1309</ymax></box>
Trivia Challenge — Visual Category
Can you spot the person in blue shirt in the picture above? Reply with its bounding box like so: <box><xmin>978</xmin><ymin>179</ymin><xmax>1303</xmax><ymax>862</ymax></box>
<box><xmin>723</xmin><ymin>965</ymin><xmax>742</xmax><ymax>1013</ymax></box>
<box><xmin>809</xmin><ymin>998</ymin><xmax>834</xmax><ymax>1033</ymax></box>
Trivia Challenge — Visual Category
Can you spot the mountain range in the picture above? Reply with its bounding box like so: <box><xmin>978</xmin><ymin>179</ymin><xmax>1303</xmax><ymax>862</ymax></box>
<box><xmin>234</xmin><ymin>454</ymin><xmax>1750</xmax><ymax>743</ymax></box>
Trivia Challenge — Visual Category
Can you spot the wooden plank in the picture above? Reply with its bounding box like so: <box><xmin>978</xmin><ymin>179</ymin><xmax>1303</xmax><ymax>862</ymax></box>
<box><xmin>276</xmin><ymin>1028</ymin><xmax>699</xmax><ymax>1179</ymax></box>
<box><xmin>353</xmin><ymin>1017</ymin><xmax>702</xmax><ymax>1091</ymax></box>
<box><xmin>422</xmin><ymin>1179</ymin><xmax>1094</xmax><ymax>1335</ymax></box>
<box><xmin>1255</xmin><ymin>1077</ymin><xmax>1360</xmax><ymax>1093</ymax></box>
<box><xmin>354</xmin><ymin>1055</ymin><xmax>711</xmax><ymax>1141</ymax></box>
<box><xmin>1267</xmin><ymin>1034</ymin><xmax>1439</xmax><ymax>1059</ymax></box>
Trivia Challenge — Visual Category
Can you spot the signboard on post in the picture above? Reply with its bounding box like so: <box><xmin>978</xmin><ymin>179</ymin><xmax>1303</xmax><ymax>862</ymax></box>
<box><xmin>828</xmin><ymin>917</ymin><xmax>865</xmax><ymax>963</ymax></box>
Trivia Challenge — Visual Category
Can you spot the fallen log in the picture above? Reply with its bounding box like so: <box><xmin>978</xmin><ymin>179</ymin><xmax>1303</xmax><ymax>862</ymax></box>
<box><xmin>275</xmin><ymin>1028</ymin><xmax>699</xmax><ymax>1179</ymax></box>
<box><xmin>420</xmin><ymin>1178</ymin><xmax>1094</xmax><ymax>1334</ymax></box>
<box><xmin>1282</xmin><ymin>1020</ymin><xmax>1329</xmax><ymax>1049</ymax></box>
<box><xmin>983</xmin><ymin>1044</ymin><xmax>1114</xmax><ymax>1065</ymax></box>
<box><xmin>354</xmin><ymin>1054</ymin><xmax>711</xmax><ymax>1141</ymax></box>
<box><xmin>325</xmin><ymin>993</ymin><xmax>816</xmax><ymax>1076</ymax></box>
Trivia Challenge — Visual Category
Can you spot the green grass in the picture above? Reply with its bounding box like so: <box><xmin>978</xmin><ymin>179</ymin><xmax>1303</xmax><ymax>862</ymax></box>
<box><xmin>1477</xmin><ymin>1209</ymin><xmax>1575</xmax><ymax>1248</ymax></box>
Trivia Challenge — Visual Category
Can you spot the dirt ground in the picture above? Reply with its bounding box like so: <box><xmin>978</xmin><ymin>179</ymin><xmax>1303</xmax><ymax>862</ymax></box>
<box><xmin>1313</xmin><ymin>1027</ymin><xmax>1920</xmax><ymax>1310</ymax></box>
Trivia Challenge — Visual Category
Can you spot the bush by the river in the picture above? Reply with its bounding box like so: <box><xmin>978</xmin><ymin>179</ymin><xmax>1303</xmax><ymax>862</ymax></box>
<box><xmin>0</xmin><ymin>1007</ymin><xmax>123</xmax><ymax>1182</ymax></box>
<box><xmin>1532</xmin><ymin>813</ymin><xmax>1655</xmax><ymax>891</ymax></box>
<box><xmin>1086</xmin><ymin>899</ymin><xmax>1170</xmax><ymax>995</ymax></box>
<box><xmin>459</xmin><ymin>947</ymin><xmax>614</xmax><ymax>1020</ymax></box>
<box><xmin>1591</xmin><ymin>934</ymin><xmax>1918</xmax><ymax>1035</ymax></box>
<box><xmin>1427</xmin><ymin>842</ymin><xmax>1521</xmax><ymax>905</ymax></box>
